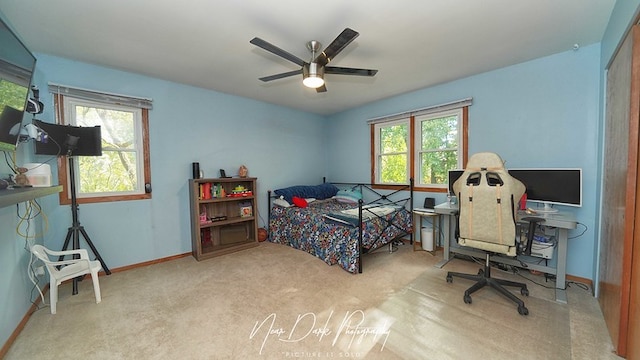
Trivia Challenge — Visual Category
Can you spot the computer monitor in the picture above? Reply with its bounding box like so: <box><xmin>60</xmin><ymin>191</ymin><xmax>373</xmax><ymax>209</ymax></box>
<box><xmin>447</xmin><ymin>169</ymin><xmax>464</xmax><ymax>195</ymax></box>
<box><xmin>508</xmin><ymin>169</ymin><xmax>582</xmax><ymax>213</ymax></box>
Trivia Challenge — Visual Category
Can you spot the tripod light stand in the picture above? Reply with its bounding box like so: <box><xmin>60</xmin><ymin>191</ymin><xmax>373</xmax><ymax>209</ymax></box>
<box><xmin>58</xmin><ymin>134</ymin><xmax>111</xmax><ymax>295</ymax></box>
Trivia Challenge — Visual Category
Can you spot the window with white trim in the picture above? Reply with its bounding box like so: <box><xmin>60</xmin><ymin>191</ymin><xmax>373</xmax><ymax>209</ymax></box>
<box><xmin>414</xmin><ymin>108</ymin><xmax>463</xmax><ymax>188</ymax></box>
<box><xmin>373</xmin><ymin>119</ymin><xmax>410</xmax><ymax>184</ymax></box>
<box><xmin>53</xmin><ymin>92</ymin><xmax>152</xmax><ymax>204</ymax></box>
<box><xmin>370</xmin><ymin>99</ymin><xmax>469</xmax><ymax>191</ymax></box>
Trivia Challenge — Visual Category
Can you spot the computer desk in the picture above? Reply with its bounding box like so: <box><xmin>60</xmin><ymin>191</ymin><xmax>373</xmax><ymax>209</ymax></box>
<box><xmin>433</xmin><ymin>202</ymin><xmax>577</xmax><ymax>304</ymax></box>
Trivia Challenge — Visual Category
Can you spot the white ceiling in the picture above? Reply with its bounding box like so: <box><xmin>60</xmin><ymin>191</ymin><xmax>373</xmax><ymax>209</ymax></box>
<box><xmin>1</xmin><ymin>1</ymin><xmax>615</xmax><ymax>116</ymax></box>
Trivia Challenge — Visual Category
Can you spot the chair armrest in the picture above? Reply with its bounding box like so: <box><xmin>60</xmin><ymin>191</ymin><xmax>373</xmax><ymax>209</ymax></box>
<box><xmin>43</xmin><ymin>247</ymin><xmax>90</xmax><ymax>260</ymax></box>
<box><xmin>54</xmin><ymin>258</ymin><xmax>92</xmax><ymax>267</ymax></box>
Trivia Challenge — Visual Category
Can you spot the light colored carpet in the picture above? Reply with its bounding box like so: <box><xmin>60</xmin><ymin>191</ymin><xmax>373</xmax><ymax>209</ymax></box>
<box><xmin>5</xmin><ymin>241</ymin><xmax>621</xmax><ymax>359</ymax></box>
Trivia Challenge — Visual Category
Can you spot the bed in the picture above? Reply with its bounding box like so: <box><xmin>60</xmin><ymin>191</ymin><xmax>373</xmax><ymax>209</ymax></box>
<box><xmin>267</xmin><ymin>180</ymin><xmax>414</xmax><ymax>273</ymax></box>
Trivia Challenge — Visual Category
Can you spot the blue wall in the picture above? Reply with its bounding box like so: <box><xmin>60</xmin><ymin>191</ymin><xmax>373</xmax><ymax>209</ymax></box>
<box><xmin>0</xmin><ymin>54</ymin><xmax>326</xmax><ymax>348</ymax></box>
<box><xmin>327</xmin><ymin>44</ymin><xmax>601</xmax><ymax>280</ymax></box>
<box><xmin>29</xmin><ymin>54</ymin><xmax>327</xmax><ymax>265</ymax></box>
<box><xmin>3</xmin><ymin>0</ymin><xmax>640</xmax><ymax>350</ymax></box>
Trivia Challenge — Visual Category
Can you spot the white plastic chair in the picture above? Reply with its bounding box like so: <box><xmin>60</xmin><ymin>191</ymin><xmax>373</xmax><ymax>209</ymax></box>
<box><xmin>30</xmin><ymin>244</ymin><xmax>102</xmax><ymax>314</ymax></box>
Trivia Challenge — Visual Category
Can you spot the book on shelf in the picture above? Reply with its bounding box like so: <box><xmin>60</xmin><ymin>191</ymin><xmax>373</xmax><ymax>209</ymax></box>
<box><xmin>199</xmin><ymin>183</ymin><xmax>213</xmax><ymax>200</ymax></box>
<box><xmin>201</xmin><ymin>228</ymin><xmax>212</xmax><ymax>247</ymax></box>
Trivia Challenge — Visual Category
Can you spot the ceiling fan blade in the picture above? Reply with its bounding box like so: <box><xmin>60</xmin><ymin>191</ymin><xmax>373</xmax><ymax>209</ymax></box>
<box><xmin>259</xmin><ymin>69</ymin><xmax>302</xmax><ymax>82</ymax></box>
<box><xmin>316</xmin><ymin>84</ymin><xmax>327</xmax><ymax>93</ymax></box>
<box><xmin>325</xmin><ymin>66</ymin><xmax>378</xmax><ymax>77</ymax></box>
<box><xmin>250</xmin><ymin>37</ymin><xmax>305</xmax><ymax>67</ymax></box>
<box><xmin>314</xmin><ymin>28</ymin><xmax>359</xmax><ymax>67</ymax></box>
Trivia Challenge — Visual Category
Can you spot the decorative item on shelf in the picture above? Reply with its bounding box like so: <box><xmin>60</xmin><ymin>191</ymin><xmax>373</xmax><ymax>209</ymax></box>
<box><xmin>230</xmin><ymin>184</ymin><xmax>252</xmax><ymax>197</ymax></box>
<box><xmin>14</xmin><ymin>167</ymin><xmax>30</xmax><ymax>187</ymax></box>
<box><xmin>239</xmin><ymin>165</ymin><xmax>248</xmax><ymax>178</ymax></box>
<box><xmin>210</xmin><ymin>214</ymin><xmax>227</xmax><ymax>222</ymax></box>
<box><xmin>257</xmin><ymin>228</ymin><xmax>268</xmax><ymax>242</ymax></box>
<box><xmin>239</xmin><ymin>202</ymin><xmax>253</xmax><ymax>217</ymax></box>
<box><xmin>199</xmin><ymin>206</ymin><xmax>208</xmax><ymax>224</ymax></box>
<box><xmin>23</xmin><ymin>163</ymin><xmax>51</xmax><ymax>187</ymax></box>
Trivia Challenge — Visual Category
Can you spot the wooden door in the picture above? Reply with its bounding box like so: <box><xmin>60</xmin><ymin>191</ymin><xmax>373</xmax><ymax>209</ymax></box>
<box><xmin>629</xmin><ymin>25</ymin><xmax>640</xmax><ymax>359</ymax></box>
<box><xmin>600</xmin><ymin>24</ymin><xmax>640</xmax><ymax>359</ymax></box>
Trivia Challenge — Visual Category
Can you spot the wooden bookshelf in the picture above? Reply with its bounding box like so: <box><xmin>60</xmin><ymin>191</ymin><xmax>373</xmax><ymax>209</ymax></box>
<box><xmin>188</xmin><ymin>177</ymin><xmax>258</xmax><ymax>260</ymax></box>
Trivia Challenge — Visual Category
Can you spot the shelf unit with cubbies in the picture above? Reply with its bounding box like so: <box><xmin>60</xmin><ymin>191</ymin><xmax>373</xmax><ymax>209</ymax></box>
<box><xmin>188</xmin><ymin>177</ymin><xmax>258</xmax><ymax>260</ymax></box>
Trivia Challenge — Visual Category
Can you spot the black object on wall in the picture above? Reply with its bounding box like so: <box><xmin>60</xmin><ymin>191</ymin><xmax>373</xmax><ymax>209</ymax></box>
<box><xmin>33</xmin><ymin>119</ymin><xmax>101</xmax><ymax>156</ymax></box>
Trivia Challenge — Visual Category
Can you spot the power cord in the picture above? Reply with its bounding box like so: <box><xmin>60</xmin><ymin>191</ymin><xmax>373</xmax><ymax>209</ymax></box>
<box><xmin>2</xmin><ymin>150</ymin><xmax>17</xmax><ymax>174</ymax></box>
<box><xmin>16</xmin><ymin>199</ymin><xmax>48</xmax><ymax>239</ymax></box>
<box><xmin>512</xmin><ymin>267</ymin><xmax>558</xmax><ymax>289</ymax></box>
<box><xmin>569</xmin><ymin>222</ymin><xmax>588</xmax><ymax>239</ymax></box>
<box><xmin>15</xmin><ymin>201</ymin><xmax>50</xmax><ymax>311</ymax></box>
<box><xmin>454</xmin><ymin>253</ymin><xmax>592</xmax><ymax>292</ymax></box>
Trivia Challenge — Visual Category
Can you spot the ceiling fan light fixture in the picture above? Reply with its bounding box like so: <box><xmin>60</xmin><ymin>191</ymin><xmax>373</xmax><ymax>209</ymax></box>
<box><xmin>303</xmin><ymin>63</ymin><xmax>325</xmax><ymax>88</ymax></box>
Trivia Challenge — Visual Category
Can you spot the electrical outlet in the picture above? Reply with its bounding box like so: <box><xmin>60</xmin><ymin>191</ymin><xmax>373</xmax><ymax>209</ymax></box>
<box><xmin>34</xmin><ymin>266</ymin><xmax>45</xmax><ymax>276</ymax></box>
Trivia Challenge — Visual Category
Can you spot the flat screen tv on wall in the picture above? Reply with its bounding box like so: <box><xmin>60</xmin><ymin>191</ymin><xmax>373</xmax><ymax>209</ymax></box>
<box><xmin>0</xmin><ymin>17</ymin><xmax>36</xmax><ymax>152</ymax></box>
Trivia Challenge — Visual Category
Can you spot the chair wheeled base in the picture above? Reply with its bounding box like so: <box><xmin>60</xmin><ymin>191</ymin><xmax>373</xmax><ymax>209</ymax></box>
<box><xmin>446</xmin><ymin>254</ymin><xmax>529</xmax><ymax>315</ymax></box>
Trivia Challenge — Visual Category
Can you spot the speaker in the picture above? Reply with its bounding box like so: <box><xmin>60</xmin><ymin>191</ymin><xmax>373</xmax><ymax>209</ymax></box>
<box><xmin>423</xmin><ymin>197</ymin><xmax>435</xmax><ymax>209</ymax></box>
<box><xmin>192</xmin><ymin>162</ymin><xmax>200</xmax><ymax>179</ymax></box>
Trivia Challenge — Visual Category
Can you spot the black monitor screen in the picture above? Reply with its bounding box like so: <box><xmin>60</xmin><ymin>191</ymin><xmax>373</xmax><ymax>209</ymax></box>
<box><xmin>448</xmin><ymin>169</ymin><xmax>464</xmax><ymax>195</ymax></box>
<box><xmin>33</xmin><ymin>119</ymin><xmax>102</xmax><ymax>156</ymax></box>
<box><xmin>508</xmin><ymin>169</ymin><xmax>582</xmax><ymax>208</ymax></box>
<box><xmin>0</xmin><ymin>105</ymin><xmax>24</xmax><ymax>151</ymax></box>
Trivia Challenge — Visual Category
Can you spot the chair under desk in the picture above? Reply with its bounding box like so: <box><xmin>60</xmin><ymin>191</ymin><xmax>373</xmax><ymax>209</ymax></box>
<box><xmin>433</xmin><ymin>202</ymin><xmax>577</xmax><ymax>304</ymax></box>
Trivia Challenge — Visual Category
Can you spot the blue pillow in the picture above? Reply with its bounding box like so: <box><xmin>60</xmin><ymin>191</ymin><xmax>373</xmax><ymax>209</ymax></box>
<box><xmin>334</xmin><ymin>189</ymin><xmax>362</xmax><ymax>204</ymax></box>
<box><xmin>274</xmin><ymin>183</ymin><xmax>339</xmax><ymax>203</ymax></box>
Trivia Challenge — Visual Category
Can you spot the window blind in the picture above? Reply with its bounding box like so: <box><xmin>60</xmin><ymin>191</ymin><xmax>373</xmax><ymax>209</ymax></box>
<box><xmin>367</xmin><ymin>97</ymin><xmax>472</xmax><ymax>125</ymax></box>
<box><xmin>47</xmin><ymin>83</ymin><xmax>153</xmax><ymax>110</ymax></box>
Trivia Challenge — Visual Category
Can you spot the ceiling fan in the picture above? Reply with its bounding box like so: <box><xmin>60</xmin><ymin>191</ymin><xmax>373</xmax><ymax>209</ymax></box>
<box><xmin>250</xmin><ymin>28</ymin><xmax>377</xmax><ymax>93</ymax></box>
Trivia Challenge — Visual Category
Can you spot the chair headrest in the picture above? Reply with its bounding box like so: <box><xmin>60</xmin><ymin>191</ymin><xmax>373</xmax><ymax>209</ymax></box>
<box><xmin>465</xmin><ymin>152</ymin><xmax>506</xmax><ymax>171</ymax></box>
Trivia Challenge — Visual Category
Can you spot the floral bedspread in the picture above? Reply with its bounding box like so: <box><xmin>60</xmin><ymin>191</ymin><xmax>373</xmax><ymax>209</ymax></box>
<box><xmin>268</xmin><ymin>199</ymin><xmax>412</xmax><ymax>273</ymax></box>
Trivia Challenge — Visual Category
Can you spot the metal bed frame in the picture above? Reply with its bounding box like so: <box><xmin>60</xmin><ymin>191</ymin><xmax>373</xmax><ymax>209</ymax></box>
<box><xmin>267</xmin><ymin>178</ymin><xmax>414</xmax><ymax>273</ymax></box>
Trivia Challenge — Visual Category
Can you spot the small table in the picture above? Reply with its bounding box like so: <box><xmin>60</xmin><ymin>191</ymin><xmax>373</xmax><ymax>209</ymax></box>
<box><xmin>412</xmin><ymin>210</ymin><xmax>439</xmax><ymax>255</ymax></box>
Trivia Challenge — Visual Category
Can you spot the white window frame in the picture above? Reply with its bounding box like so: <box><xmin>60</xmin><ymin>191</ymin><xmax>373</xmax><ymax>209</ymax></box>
<box><xmin>413</xmin><ymin>108</ymin><xmax>464</xmax><ymax>189</ymax></box>
<box><xmin>373</xmin><ymin>118</ymin><xmax>410</xmax><ymax>185</ymax></box>
<box><xmin>369</xmin><ymin>98</ymin><xmax>470</xmax><ymax>191</ymax></box>
<box><xmin>63</xmin><ymin>96</ymin><xmax>146</xmax><ymax>198</ymax></box>
<box><xmin>51</xmin><ymin>90</ymin><xmax>152</xmax><ymax>205</ymax></box>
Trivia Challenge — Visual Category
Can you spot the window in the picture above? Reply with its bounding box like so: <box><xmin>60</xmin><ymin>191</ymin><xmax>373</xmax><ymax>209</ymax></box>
<box><xmin>52</xmin><ymin>91</ymin><xmax>152</xmax><ymax>204</ymax></box>
<box><xmin>373</xmin><ymin>119</ymin><xmax>409</xmax><ymax>184</ymax></box>
<box><xmin>414</xmin><ymin>109</ymin><xmax>463</xmax><ymax>188</ymax></box>
<box><xmin>370</xmin><ymin>99</ymin><xmax>469</xmax><ymax>192</ymax></box>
